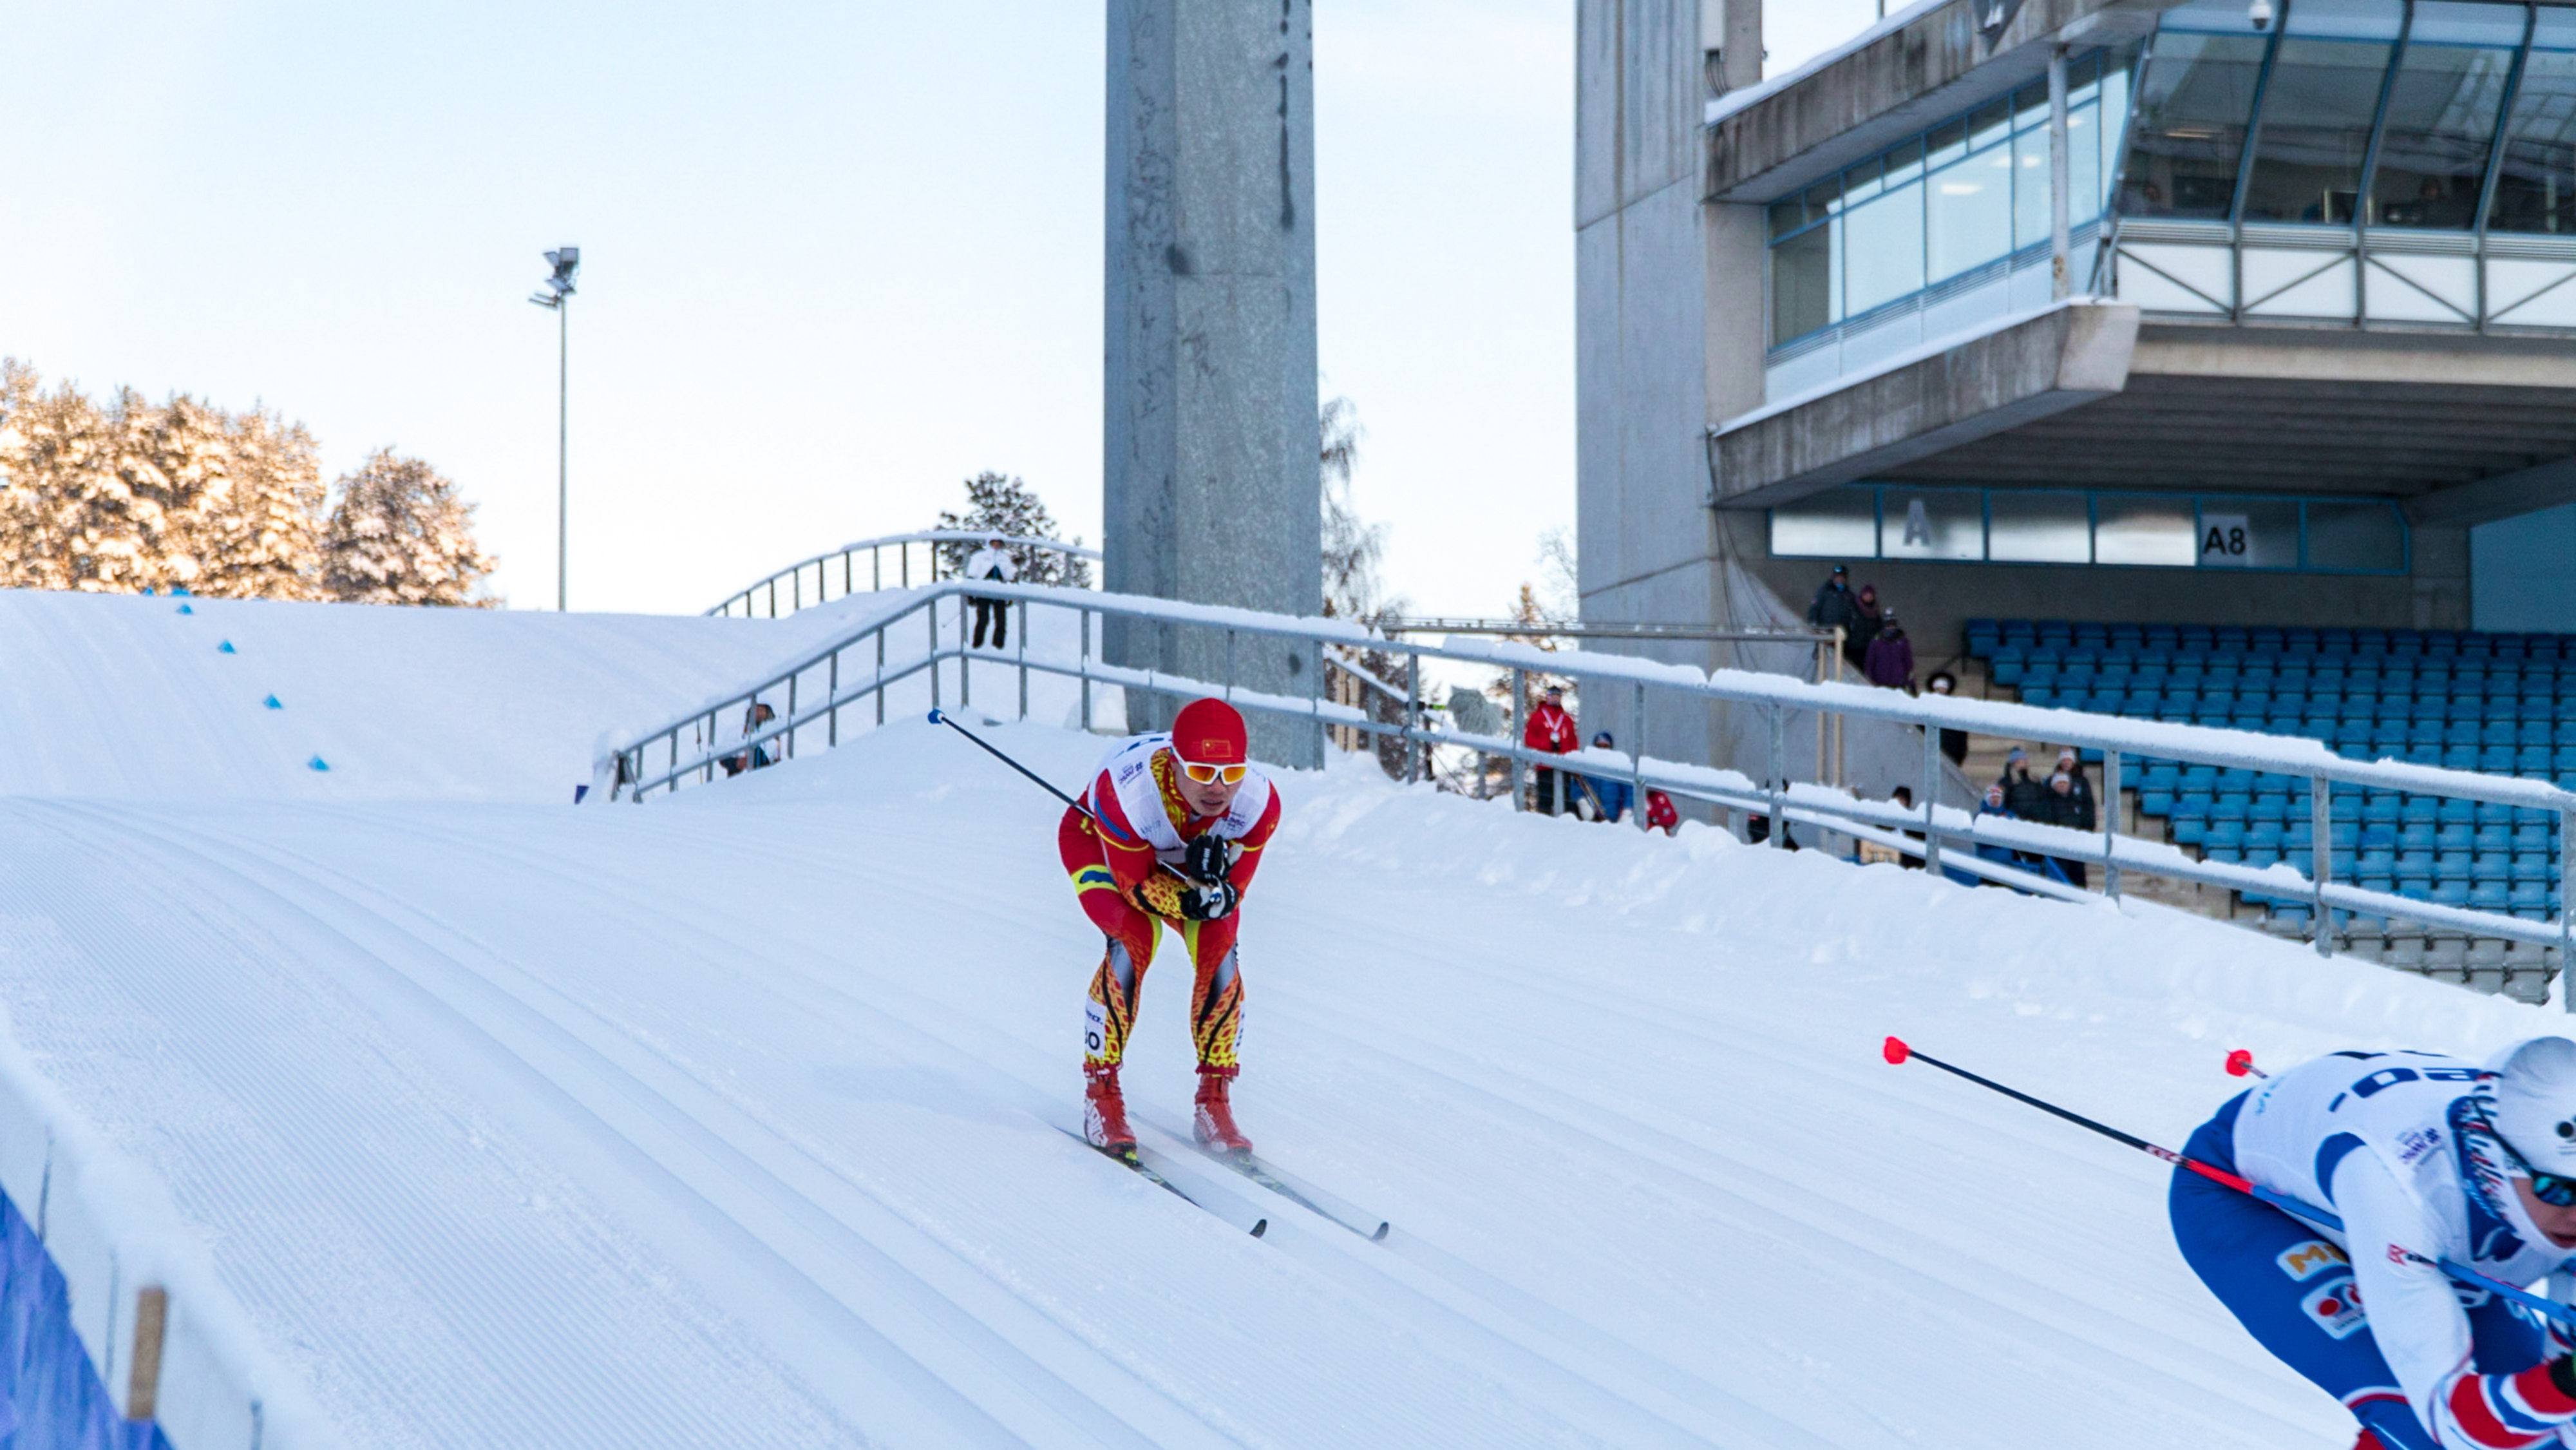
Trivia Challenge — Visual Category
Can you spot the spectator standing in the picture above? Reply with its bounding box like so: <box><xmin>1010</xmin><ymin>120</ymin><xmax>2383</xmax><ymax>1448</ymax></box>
<box><xmin>1862</xmin><ymin>612</ymin><xmax>1914</xmax><ymax>689</ymax></box>
<box><xmin>1645</xmin><ymin>790</ymin><xmax>1678</xmax><ymax>835</ymax></box>
<box><xmin>2053</xmin><ymin>747</ymin><xmax>2097</xmax><ymax>821</ymax></box>
<box><xmin>2045</xmin><ymin>768</ymin><xmax>2094</xmax><ymax>889</ymax></box>
<box><xmin>1843</xmin><ymin>585</ymin><xmax>1884</xmax><ymax>671</ymax></box>
<box><xmin>1926</xmin><ymin>672</ymin><xmax>1970</xmax><ymax>765</ymax></box>
<box><xmin>1806</xmin><ymin>565</ymin><xmax>1861</xmax><ymax>638</ymax></box>
<box><xmin>1969</xmin><ymin>782</ymin><xmax>2019</xmax><ymax>886</ymax></box>
<box><xmin>962</xmin><ymin>535</ymin><xmax>1019</xmax><ymax>649</ymax></box>
<box><xmin>1524</xmin><ymin>684</ymin><xmax>1578</xmax><ymax>814</ymax></box>
<box><xmin>2000</xmin><ymin>747</ymin><xmax>2049</xmax><ymax>821</ymax></box>
<box><xmin>1569</xmin><ymin>730</ymin><xmax>1633</xmax><ymax>823</ymax></box>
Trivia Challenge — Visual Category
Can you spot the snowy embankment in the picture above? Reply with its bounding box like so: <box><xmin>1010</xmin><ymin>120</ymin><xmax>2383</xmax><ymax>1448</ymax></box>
<box><xmin>0</xmin><ymin>700</ymin><xmax>2564</xmax><ymax>1447</ymax></box>
<box><xmin>0</xmin><ymin>587</ymin><xmax>896</xmax><ymax>802</ymax></box>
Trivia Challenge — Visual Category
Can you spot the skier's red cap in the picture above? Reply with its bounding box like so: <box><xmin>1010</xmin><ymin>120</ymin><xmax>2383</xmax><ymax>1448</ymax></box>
<box><xmin>1171</xmin><ymin>698</ymin><xmax>1249</xmax><ymax>767</ymax></box>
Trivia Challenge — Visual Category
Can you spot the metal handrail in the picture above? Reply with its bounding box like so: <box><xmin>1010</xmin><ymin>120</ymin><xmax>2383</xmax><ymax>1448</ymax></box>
<box><xmin>605</xmin><ymin>579</ymin><xmax>2576</xmax><ymax>971</ymax></box>
<box><xmin>706</xmin><ymin>529</ymin><xmax>1103</xmax><ymax>618</ymax></box>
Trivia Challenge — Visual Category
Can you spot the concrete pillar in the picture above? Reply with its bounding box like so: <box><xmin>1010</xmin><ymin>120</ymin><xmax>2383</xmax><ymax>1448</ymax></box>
<box><xmin>1104</xmin><ymin>0</ymin><xmax>1323</xmax><ymax>767</ymax></box>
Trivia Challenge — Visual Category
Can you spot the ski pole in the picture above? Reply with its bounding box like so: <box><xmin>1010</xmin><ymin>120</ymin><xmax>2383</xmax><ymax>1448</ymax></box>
<box><xmin>926</xmin><ymin>709</ymin><xmax>1197</xmax><ymax>884</ymax></box>
<box><xmin>1881</xmin><ymin>1035</ymin><xmax>2576</xmax><ymax>1333</ymax></box>
<box><xmin>927</xmin><ymin>708</ymin><xmax>1083</xmax><ymax>811</ymax></box>
<box><xmin>2226</xmin><ymin>1049</ymin><xmax>2268</xmax><ymax>1079</ymax></box>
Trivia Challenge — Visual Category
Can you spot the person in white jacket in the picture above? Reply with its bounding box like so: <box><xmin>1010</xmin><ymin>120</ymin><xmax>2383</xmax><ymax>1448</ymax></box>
<box><xmin>2172</xmin><ymin>1037</ymin><xmax>2576</xmax><ymax>1450</ymax></box>
<box><xmin>961</xmin><ymin>536</ymin><xmax>1018</xmax><ymax>649</ymax></box>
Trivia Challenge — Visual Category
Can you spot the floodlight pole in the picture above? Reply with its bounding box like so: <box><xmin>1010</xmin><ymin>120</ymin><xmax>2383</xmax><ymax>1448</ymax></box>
<box><xmin>555</xmin><ymin>296</ymin><xmax>569</xmax><ymax>613</ymax></box>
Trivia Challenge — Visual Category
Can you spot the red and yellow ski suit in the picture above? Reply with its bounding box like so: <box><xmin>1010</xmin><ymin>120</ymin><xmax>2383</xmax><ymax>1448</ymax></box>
<box><xmin>1059</xmin><ymin>738</ymin><xmax>1281</xmax><ymax>1073</ymax></box>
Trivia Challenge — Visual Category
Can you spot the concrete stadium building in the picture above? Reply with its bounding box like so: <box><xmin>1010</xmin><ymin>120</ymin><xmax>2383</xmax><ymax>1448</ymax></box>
<box><xmin>1580</xmin><ymin>0</ymin><xmax>2576</xmax><ymax>688</ymax></box>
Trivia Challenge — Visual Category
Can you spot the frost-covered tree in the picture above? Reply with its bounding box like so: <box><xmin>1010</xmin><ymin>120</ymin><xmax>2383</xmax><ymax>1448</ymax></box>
<box><xmin>320</xmin><ymin>450</ymin><xmax>497</xmax><ymax>606</ymax></box>
<box><xmin>1312</xmin><ymin>397</ymin><xmax>1419</xmax><ymax>777</ymax></box>
<box><xmin>936</xmin><ymin>472</ymin><xmax>1094</xmax><ymax>586</ymax></box>
<box><xmin>0</xmin><ymin>362</ymin><xmax>328</xmax><ymax>598</ymax></box>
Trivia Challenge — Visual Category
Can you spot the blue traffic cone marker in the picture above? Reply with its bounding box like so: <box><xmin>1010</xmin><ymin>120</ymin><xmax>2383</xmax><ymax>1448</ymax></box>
<box><xmin>217</xmin><ymin>640</ymin><xmax>236</xmax><ymax>654</ymax></box>
<box><xmin>176</xmin><ymin>603</ymin><xmax>193</xmax><ymax>615</ymax></box>
<box><xmin>307</xmin><ymin>756</ymin><xmax>330</xmax><ymax>772</ymax></box>
<box><xmin>263</xmin><ymin>695</ymin><xmax>283</xmax><ymax>710</ymax></box>
<box><xmin>171</xmin><ymin>586</ymin><xmax>191</xmax><ymax>596</ymax></box>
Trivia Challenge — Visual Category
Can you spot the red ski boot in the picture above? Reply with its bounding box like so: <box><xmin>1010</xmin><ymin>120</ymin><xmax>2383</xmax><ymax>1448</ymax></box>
<box><xmin>1193</xmin><ymin>1067</ymin><xmax>1254</xmax><ymax>1156</ymax></box>
<box><xmin>1084</xmin><ymin>1064</ymin><xmax>1138</xmax><ymax>1157</ymax></box>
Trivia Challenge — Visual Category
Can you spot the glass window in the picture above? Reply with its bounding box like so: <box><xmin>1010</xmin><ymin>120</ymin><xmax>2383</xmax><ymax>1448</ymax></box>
<box><xmin>2014</xmin><ymin>124</ymin><xmax>2054</xmax><ymax>249</ymax></box>
<box><xmin>1882</xmin><ymin>488</ymin><xmax>1984</xmax><ymax>561</ymax></box>
<box><xmin>1771</xmin><ymin>488</ymin><xmax>1878</xmax><ymax>558</ymax></box>
<box><xmin>1928</xmin><ymin>118</ymin><xmax>1969</xmax><ymax>171</ymax></box>
<box><xmin>2306</xmin><ymin>500</ymin><xmax>2407</xmax><ymax>571</ymax></box>
<box><xmin>2069</xmin><ymin>102</ymin><xmax>2103</xmax><ymax>226</ymax></box>
<box><xmin>1843</xmin><ymin>183</ymin><xmax>1926</xmax><ymax>316</ymax></box>
<box><xmin>1883</xmin><ymin>137</ymin><xmax>1926</xmax><ymax>189</ymax></box>
<box><xmin>2193</xmin><ymin>497</ymin><xmax>2301</xmax><ymax>568</ymax></box>
<box><xmin>2239</xmin><ymin>0</ymin><xmax>2403</xmax><ymax>225</ymax></box>
<box><xmin>1845</xmin><ymin>154</ymin><xmax>1884</xmax><ymax>205</ymax></box>
<box><xmin>1772</xmin><ymin>224</ymin><xmax>1835</xmax><ymax>345</ymax></box>
<box><xmin>1970</xmin><ymin>100</ymin><xmax>2012</xmax><ymax>153</ymax></box>
<box><xmin>2121</xmin><ymin>28</ymin><xmax>2271</xmax><ymax>218</ymax></box>
<box><xmin>2491</xmin><ymin>10</ymin><xmax>2576</xmax><ymax>234</ymax></box>
<box><xmin>2367</xmin><ymin>3</ymin><xmax>2521</xmax><ymax>230</ymax></box>
<box><xmin>1989</xmin><ymin>491</ymin><xmax>2092</xmax><ymax>562</ymax></box>
<box><xmin>2095</xmin><ymin>494</ymin><xmax>2199</xmax><ymax>566</ymax></box>
<box><xmin>2099</xmin><ymin>56</ymin><xmax>2134</xmax><ymax>213</ymax></box>
<box><xmin>1929</xmin><ymin>144</ymin><xmax>2015</xmax><ymax>281</ymax></box>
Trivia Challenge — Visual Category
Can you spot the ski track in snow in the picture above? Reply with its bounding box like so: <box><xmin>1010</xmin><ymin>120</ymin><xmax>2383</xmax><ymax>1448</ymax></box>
<box><xmin>2</xmin><ymin>588</ymin><xmax>2571</xmax><ymax>1446</ymax></box>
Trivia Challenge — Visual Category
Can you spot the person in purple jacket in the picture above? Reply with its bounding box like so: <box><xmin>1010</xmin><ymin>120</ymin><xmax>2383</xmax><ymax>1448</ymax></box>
<box><xmin>1862</xmin><ymin>611</ymin><xmax>1914</xmax><ymax>689</ymax></box>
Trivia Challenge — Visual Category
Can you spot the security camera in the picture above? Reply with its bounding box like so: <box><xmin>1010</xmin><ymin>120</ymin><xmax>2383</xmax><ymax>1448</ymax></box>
<box><xmin>2249</xmin><ymin>0</ymin><xmax>2273</xmax><ymax>30</ymax></box>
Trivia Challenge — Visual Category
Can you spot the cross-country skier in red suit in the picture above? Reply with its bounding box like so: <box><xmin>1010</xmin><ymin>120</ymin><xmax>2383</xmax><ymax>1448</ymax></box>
<box><xmin>1059</xmin><ymin>698</ymin><xmax>1280</xmax><ymax>1158</ymax></box>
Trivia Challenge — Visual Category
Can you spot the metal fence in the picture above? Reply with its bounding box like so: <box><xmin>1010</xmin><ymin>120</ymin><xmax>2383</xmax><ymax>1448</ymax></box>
<box><xmin>607</xmin><ymin>580</ymin><xmax>2576</xmax><ymax>987</ymax></box>
<box><xmin>705</xmin><ymin>530</ymin><xmax>1102</xmax><ymax>618</ymax></box>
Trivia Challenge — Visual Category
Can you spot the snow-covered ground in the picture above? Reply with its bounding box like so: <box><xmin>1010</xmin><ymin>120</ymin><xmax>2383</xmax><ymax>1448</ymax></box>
<box><xmin>1</xmin><ymin>590</ymin><xmax>2567</xmax><ymax>1447</ymax></box>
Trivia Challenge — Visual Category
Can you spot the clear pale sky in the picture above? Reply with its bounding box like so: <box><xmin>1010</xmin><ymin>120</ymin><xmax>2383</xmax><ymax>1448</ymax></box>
<box><xmin>0</xmin><ymin>2</ymin><xmax>1873</xmax><ymax>618</ymax></box>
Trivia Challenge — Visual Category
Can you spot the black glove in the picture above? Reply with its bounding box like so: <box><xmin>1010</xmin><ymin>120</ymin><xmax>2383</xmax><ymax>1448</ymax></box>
<box><xmin>1179</xmin><ymin>878</ymin><xmax>1239</xmax><ymax>921</ymax></box>
<box><xmin>1185</xmin><ymin>834</ymin><xmax>1239</xmax><ymax>882</ymax></box>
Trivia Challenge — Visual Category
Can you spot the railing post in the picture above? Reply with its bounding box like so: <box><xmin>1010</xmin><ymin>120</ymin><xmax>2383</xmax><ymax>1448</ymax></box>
<box><xmin>785</xmin><ymin>673</ymin><xmax>798</xmax><ymax>759</ymax></box>
<box><xmin>2561</xmin><ymin>804</ymin><xmax>2574</xmax><ymax>1013</ymax></box>
<box><xmin>1511</xmin><ymin>670</ymin><xmax>1527</xmax><ymax>812</ymax></box>
<box><xmin>2313</xmin><ymin>776</ymin><xmax>2334</xmax><ymax>959</ymax></box>
<box><xmin>928</xmin><ymin>602</ymin><xmax>940</xmax><ymax>712</ymax></box>
<box><xmin>1631</xmin><ymin>682</ymin><xmax>1647</xmax><ymax>832</ymax></box>
<box><xmin>768</xmin><ymin>577</ymin><xmax>778</xmax><ymax>618</ymax></box>
<box><xmin>874</xmin><ymin>547</ymin><xmax>882</xmax><ymax>591</ymax></box>
<box><xmin>875</xmin><ymin>625</ymin><xmax>886</xmax><ymax>726</ymax></box>
<box><xmin>828</xmin><ymin>649</ymin><xmax>840</xmax><ymax>748</ymax></box>
<box><xmin>2103</xmin><ymin>748</ymin><xmax>2123</xmax><ymax>901</ymax></box>
<box><xmin>1310</xmin><ymin>639</ymin><xmax>1325</xmax><ymax>767</ymax></box>
<box><xmin>793</xmin><ymin>568</ymin><xmax>801</xmax><ymax>613</ymax></box>
<box><xmin>1016</xmin><ymin>601</ymin><xmax>1029</xmax><ymax>721</ymax></box>
<box><xmin>1224</xmin><ymin>631</ymin><xmax>1237</xmax><ymax>700</ymax></box>
<box><xmin>902</xmin><ymin>544</ymin><xmax>909</xmax><ymax>589</ymax></box>
<box><xmin>1080</xmin><ymin>610</ymin><xmax>1094</xmax><ymax>732</ymax></box>
<box><xmin>1922</xmin><ymin>721</ymin><xmax>1942</xmax><ymax>877</ymax></box>
<box><xmin>844</xmin><ymin>551</ymin><xmax>852</xmax><ymax>598</ymax></box>
<box><xmin>1404</xmin><ymin>653</ymin><xmax>1421</xmax><ymax>785</ymax></box>
<box><xmin>1767</xmin><ymin>701</ymin><xmax>1785</xmax><ymax>850</ymax></box>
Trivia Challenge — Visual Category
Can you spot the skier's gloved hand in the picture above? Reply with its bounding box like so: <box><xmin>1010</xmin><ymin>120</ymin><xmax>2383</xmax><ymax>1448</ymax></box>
<box><xmin>1179</xmin><ymin>879</ymin><xmax>1239</xmax><ymax>921</ymax></box>
<box><xmin>1185</xmin><ymin>834</ymin><xmax>1239</xmax><ymax>882</ymax></box>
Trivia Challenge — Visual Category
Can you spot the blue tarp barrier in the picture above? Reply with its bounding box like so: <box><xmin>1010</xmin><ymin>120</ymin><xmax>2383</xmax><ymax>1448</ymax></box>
<box><xmin>0</xmin><ymin>1193</ymin><xmax>171</xmax><ymax>1450</ymax></box>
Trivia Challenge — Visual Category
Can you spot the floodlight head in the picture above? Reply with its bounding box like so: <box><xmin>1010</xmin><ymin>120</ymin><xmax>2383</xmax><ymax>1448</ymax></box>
<box><xmin>527</xmin><ymin>290</ymin><xmax>561</xmax><ymax>309</ymax></box>
<box><xmin>2248</xmin><ymin>0</ymin><xmax>2272</xmax><ymax>28</ymax></box>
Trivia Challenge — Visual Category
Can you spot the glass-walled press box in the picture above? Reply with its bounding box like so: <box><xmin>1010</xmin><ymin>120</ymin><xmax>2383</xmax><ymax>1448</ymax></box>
<box><xmin>1761</xmin><ymin>0</ymin><xmax>2576</xmax><ymax>403</ymax></box>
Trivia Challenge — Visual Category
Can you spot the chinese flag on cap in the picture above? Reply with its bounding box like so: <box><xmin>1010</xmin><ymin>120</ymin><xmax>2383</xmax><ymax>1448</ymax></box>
<box><xmin>1172</xmin><ymin>698</ymin><xmax>1248</xmax><ymax>766</ymax></box>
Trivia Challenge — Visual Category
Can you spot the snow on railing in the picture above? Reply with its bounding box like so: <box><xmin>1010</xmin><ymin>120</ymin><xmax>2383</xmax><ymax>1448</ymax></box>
<box><xmin>603</xmin><ymin>581</ymin><xmax>2576</xmax><ymax>972</ymax></box>
<box><xmin>0</xmin><ymin>1016</ymin><xmax>343</xmax><ymax>1450</ymax></box>
<box><xmin>706</xmin><ymin>531</ymin><xmax>1101</xmax><ymax>619</ymax></box>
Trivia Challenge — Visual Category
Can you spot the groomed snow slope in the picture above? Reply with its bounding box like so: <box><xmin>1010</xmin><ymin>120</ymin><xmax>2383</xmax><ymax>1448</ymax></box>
<box><xmin>0</xmin><ymin>587</ymin><xmax>916</xmax><ymax>802</ymax></box>
<box><xmin>2</xmin><ymin>700</ymin><xmax>2570</xmax><ymax>1447</ymax></box>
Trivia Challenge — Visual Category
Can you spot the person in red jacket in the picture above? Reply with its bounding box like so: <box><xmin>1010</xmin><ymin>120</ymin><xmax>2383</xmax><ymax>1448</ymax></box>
<box><xmin>1645</xmin><ymin>789</ymin><xmax>1678</xmax><ymax>835</ymax></box>
<box><xmin>1060</xmin><ymin>697</ymin><xmax>1282</xmax><ymax>1158</ymax></box>
<box><xmin>1524</xmin><ymin>684</ymin><xmax>1578</xmax><ymax>814</ymax></box>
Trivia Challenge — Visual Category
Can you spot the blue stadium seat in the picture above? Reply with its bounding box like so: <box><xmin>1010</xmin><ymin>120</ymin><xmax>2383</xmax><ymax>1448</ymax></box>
<box><xmin>2002</xmin><ymin>620</ymin><xmax>2036</xmax><ymax>645</ymax></box>
<box><xmin>2363</xmin><ymin>795</ymin><xmax>2402</xmax><ymax>825</ymax></box>
<box><xmin>2478</xmin><ymin>801</ymin><xmax>2515</xmax><ymax>826</ymax></box>
<box><xmin>2434</xmin><ymin>881</ymin><xmax>2473</xmax><ymax>909</ymax></box>
<box><xmin>2475</xmin><ymin>824</ymin><xmax>2514</xmax><ymax>853</ymax></box>
<box><xmin>2480</xmin><ymin>746</ymin><xmax>2517</xmax><ymax>773</ymax></box>
<box><xmin>2515</xmin><ymin>823</ymin><xmax>2553</xmax><ymax>851</ymax></box>
<box><xmin>2248</xmin><ymin>821</ymin><xmax>2286</xmax><ymax>850</ymax></box>
<box><xmin>2474</xmin><ymin>854</ymin><xmax>2511</xmax><ymax>882</ymax></box>
<box><xmin>2287</xmin><ymin>821</ymin><xmax>2315</xmax><ymax>851</ymax></box>
<box><xmin>2249</xmin><ymin>796</ymin><xmax>2289</xmax><ymax>825</ymax></box>
<box><xmin>2514</xmin><ymin>854</ymin><xmax>2555</xmax><ymax>881</ymax></box>
<box><xmin>2359</xmin><ymin>846</ymin><xmax>2398</xmax><ymax>873</ymax></box>
<box><xmin>2520</xmin><ymin>747</ymin><xmax>2555</xmax><ymax>774</ymax></box>
<box><xmin>2440</xmin><ymin>797</ymin><xmax>2479</xmax><ymax>825</ymax></box>
<box><xmin>2436</xmin><ymin>822</ymin><xmax>2475</xmax><ymax>851</ymax></box>
<box><xmin>2437</xmin><ymin>852</ymin><xmax>2473</xmax><ymax>881</ymax></box>
<box><xmin>2471</xmin><ymin>882</ymin><xmax>2510</xmax><ymax>913</ymax></box>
